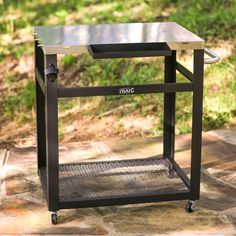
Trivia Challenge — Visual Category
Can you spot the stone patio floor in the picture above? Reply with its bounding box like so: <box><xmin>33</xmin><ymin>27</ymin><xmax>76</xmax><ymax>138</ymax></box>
<box><xmin>0</xmin><ymin>130</ymin><xmax>235</xmax><ymax>235</ymax></box>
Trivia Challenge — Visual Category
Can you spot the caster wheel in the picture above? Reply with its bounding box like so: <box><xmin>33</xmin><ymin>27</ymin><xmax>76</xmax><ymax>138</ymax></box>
<box><xmin>185</xmin><ymin>200</ymin><xmax>197</xmax><ymax>213</ymax></box>
<box><xmin>51</xmin><ymin>213</ymin><xmax>58</xmax><ymax>225</ymax></box>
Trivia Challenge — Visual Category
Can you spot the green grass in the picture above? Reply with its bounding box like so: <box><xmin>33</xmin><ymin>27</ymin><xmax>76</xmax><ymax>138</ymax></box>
<box><xmin>58</xmin><ymin>98</ymin><xmax>78</xmax><ymax>110</ymax></box>
<box><xmin>76</xmin><ymin>56</ymin><xmax>162</xmax><ymax>87</ymax></box>
<box><xmin>60</xmin><ymin>55</ymin><xmax>164</xmax><ymax>116</ymax></box>
<box><xmin>202</xmin><ymin>54</ymin><xmax>236</xmax><ymax>129</ymax></box>
<box><xmin>169</xmin><ymin>0</ymin><xmax>236</xmax><ymax>40</ymax></box>
<box><xmin>4</xmin><ymin>71</ymin><xmax>17</xmax><ymax>84</ymax></box>
<box><xmin>0</xmin><ymin>0</ymin><xmax>235</xmax><ymax>136</ymax></box>
<box><xmin>61</xmin><ymin>55</ymin><xmax>78</xmax><ymax>69</ymax></box>
<box><xmin>0</xmin><ymin>0</ymin><xmax>235</xmax><ymax>60</ymax></box>
<box><xmin>3</xmin><ymin>80</ymin><xmax>35</xmax><ymax>122</ymax></box>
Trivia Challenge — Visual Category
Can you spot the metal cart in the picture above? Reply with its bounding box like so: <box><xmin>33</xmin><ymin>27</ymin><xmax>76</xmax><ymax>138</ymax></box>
<box><xmin>33</xmin><ymin>22</ymin><xmax>220</xmax><ymax>224</ymax></box>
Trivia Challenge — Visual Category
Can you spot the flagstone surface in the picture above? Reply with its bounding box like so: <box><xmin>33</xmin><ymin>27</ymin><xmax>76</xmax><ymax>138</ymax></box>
<box><xmin>0</xmin><ymin>131</ymin><xmax>235</xmax><ymax>235</ymax></box>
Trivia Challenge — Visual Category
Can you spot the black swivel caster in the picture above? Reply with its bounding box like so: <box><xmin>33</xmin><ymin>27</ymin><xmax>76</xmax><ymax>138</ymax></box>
<box><xmin>51</xmin><ymin>212</ymin><xmax>58</xmax><ymax>225</ymax></box>
<box><xmin>185</xmin><ymin>200</ymin><xmax>197</xmax><ymax>213</ymax></box>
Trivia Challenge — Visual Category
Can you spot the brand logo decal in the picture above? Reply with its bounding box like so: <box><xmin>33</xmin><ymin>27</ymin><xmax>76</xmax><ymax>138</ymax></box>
<box><xmin>119</xmin><ymin>87</ymin><xmax>135</xmax><ymax>94</ymax></box>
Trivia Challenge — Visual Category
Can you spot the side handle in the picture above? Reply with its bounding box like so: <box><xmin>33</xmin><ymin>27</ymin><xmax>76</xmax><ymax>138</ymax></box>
<box><xmin>204</xmin><ymin>48</ymin><xmax>220</xmax><ymax>64</ymax></box>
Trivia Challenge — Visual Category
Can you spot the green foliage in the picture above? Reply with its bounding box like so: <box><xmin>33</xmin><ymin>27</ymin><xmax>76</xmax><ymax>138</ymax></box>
<box><xmin>78</xmin><ymin>55</ymin><xmax>162</xmax><ymax>87</ymax></box>
<box><xmin>58</xmin><ymin>98</ymin><xmax>78</xmax><ymax>110</ymax></box>
<box><xmin>61</xmin><ymin>55</ymin><xmax>77</xmax><ymax>69</ymax></box>
<box><xmin>0</xmin><ymin>0</ymin><xmax>235</xmax><ymax>134</ymax></box>
<box><xmin>11</xmin><ymin>44</ymin><xmax>33</xmax><ymax>60</ymax></box>
<box><xmin>202</xmin><ymin>111</ymin><xmax>231</xmax><ymax>130</ymax></box>
<box><xmin>4</xmin><ymin>72</ymin><xmax>17</xmax><ymax>84</ymax></box>
<box><xmin>74</xmin><ymin>55</ymin><xmax>163</xmax><ymax>107</ymax></box>
<box><xmin>169</xmin><ymin>0</ymin><xmax>236</xmax><ymax>40</ymax></box>
<box><xmin>3</xmin><ymin>80</ymin><xmax>35</xmax><ymax>122</ymax></box>
<box><xmin>0</xmin><ymin>0</ymin><xmax>235</xmax><ymax>59</ymax></box>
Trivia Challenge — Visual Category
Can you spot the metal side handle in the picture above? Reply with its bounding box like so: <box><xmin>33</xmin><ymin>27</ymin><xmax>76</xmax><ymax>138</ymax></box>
<box><xmin>204</xmin><ymin>48</ymin><xmax>220</xmax><ymax>64</ymax></box>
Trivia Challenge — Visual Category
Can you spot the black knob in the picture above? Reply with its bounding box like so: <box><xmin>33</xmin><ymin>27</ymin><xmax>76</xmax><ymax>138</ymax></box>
<box><xmin>44</xmin><ymin>64</ymin><xmax>58</xmax><ymax>82</ymax></box>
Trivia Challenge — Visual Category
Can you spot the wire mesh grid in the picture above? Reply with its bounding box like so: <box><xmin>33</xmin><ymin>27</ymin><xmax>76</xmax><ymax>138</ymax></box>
<box><xmin>59</xmin><ymin>158</ymin><xmax>188</xmax><ymax>201</ymax></box>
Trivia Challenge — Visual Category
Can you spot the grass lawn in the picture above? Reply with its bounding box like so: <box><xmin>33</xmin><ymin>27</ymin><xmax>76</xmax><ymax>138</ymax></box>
<box><xmin>0</xmin><ymin>0</ymin><xmax>235</xmax><ymax>143</ymax></box>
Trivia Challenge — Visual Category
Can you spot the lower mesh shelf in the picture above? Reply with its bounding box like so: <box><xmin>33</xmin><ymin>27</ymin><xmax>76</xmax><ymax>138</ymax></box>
<box><xmin>59</xmin><ymin>158</ymin><xmax>188</xmax><ymax>201</ymax></box>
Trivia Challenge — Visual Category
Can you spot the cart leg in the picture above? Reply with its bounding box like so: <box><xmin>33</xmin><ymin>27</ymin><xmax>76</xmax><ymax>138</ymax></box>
<box><xmin>189</xmin><ymin>49</ymin><xmax>204</xmax><ymax>204</ymax></box>
<box><xmin>163</xmin><ymin>51</ymin><xmax>176</xmax><ymax>169</ymax></box>
<box><xmin>45</xmin><ymin>54</ymin><xmax>59</xmax><ymax>214</ymax></box>
<box><xmin>35</xmin><ymin>41</ymin><xmax>46</xmax><ymax>170</ymax></box>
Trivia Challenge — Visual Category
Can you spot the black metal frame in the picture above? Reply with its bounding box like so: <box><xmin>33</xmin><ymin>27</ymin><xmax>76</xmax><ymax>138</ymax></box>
<box><xmin>35</xmin><ymin>40</ymin><xmax>204</xmax><ymax>212</ymax></box>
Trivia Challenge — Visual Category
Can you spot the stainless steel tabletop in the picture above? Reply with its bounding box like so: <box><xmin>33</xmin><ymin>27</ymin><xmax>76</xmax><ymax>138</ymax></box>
<box><xmin>34</xmin><ymin>22</ymin><xmax>205</xmax><ymax>55</ymax></box>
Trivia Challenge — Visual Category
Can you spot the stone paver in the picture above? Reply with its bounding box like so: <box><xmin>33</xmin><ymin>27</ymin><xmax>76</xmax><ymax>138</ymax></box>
<box><xmin>0</xmin><ymin>149</ymin><xmax>8</xmax><ymax>201</ymax></box>
<box><xmin>208</xmin><ymin>127</ymin><xmax>236</xmax><ymax>145</ymax></box>
<box><xmin>0</xmin><ymin>131</ymin><xmax>236</xmax><ymax>235</ymax></box>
